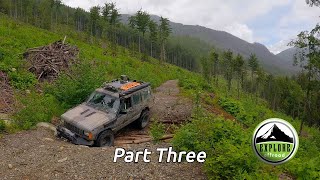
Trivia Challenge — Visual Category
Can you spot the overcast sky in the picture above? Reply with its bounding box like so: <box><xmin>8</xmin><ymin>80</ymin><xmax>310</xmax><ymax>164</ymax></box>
<box><xmin>62</xmin><ymin>0</ymin><xmax>319</xmax><ymax>54</ymax></box>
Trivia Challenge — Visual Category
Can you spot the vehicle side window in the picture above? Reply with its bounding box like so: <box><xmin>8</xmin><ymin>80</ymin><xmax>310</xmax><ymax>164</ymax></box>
<box><xmin>132</xmin><ymin>92</ymin><xmax>141</xmax><ymax>105</ymax></box>
<box><xmin>122</xmin><ymin>98</ymin><xmax>132</xmax><ymax>110</ymax></box>
<box><xmin>141</xmin><ymin>87</ymin><xmax>151</xmax><ymax>101</ymax></box>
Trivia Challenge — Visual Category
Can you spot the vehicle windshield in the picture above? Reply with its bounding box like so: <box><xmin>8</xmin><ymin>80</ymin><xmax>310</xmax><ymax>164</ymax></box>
<box><xmin>86</xmin><ymin>91</ymin><xmax>120</xmax><ymax>114</ymax></box>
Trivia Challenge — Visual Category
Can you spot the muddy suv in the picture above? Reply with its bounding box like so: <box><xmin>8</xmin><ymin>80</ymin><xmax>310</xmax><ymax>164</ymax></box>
<box><xmin>57</xmin><ymin>75</ymin><xmax>152</xmax><ymax>147</ymax></box>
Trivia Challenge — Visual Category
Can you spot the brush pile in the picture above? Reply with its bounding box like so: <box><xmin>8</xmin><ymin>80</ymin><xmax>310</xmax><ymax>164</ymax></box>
<box><xmin>0</xmin><ymin>71</ymin><xmax>13</xmax><ymax>113</ymax></box>
<box><xmin>23</xmin><ymin>41</ymin><xmax>79</xmax><ymax>81</ymax></box>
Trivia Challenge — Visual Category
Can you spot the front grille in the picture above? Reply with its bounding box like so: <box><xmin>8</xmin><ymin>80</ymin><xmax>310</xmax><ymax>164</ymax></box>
<box><xmin>64</xmin><ymin>122</ymin><xmax>84</xmax><ymax>135</ymax></box>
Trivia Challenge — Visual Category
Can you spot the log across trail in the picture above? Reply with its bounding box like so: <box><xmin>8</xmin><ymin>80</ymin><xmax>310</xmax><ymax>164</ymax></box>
<box><xmin>0</xmin><ymin>80</ymin><xmax>206</xmax><ymax>179</ymax></box>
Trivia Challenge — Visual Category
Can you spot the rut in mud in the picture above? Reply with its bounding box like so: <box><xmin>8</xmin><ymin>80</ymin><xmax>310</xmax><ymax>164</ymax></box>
<box><xmin>0</xmin><ymin>80</ymin><xmax>206</xmax><ymax>180</ymax></box>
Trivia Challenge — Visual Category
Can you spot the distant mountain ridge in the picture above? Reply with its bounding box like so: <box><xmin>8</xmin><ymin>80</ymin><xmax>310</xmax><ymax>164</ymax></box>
<box><xmin>276</xmin><ymin>47</ymin><xmax>299</xmax><ymax>63</ymax></box>
<box><xmin>121</xmin><ymin>14</ymin><xmax>299</xmax><ymax>75</ymax></box>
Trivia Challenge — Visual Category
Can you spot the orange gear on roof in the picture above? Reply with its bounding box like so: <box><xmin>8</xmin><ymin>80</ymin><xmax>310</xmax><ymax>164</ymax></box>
<box><xmin>120</xmin><ymin>82</ymin><xmax>141</xmax><ymax>91</ymax></box>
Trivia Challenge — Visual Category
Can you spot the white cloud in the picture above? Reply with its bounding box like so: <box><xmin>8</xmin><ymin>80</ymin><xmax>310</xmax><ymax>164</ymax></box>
<box><xmin>61</xmin><ymin>0</ymin><xmax>291</xmax><ymax>42</ymax></box>
<box><xmin>224</xmin><ymin>23</ymin><xmax>254</xmax><ymax>43</ymax></box>
<box><xmin>268</xmin><ymin>39</ymin><xmax>292</xmax><ymax>54</ymax></box>
<box><xmin>280</xmin><ymin>0</ymin><xmax>319</xmax><ymax>28</ymax></box>
<box><xmin>267</xmin><ymin>0</ymin><xmax>319</xmax><ymax>54</ymax></box>
<box><xmin>62</xmin><ymin>0</ymin><xmax>318</xmax><ymax>53</ymax></box>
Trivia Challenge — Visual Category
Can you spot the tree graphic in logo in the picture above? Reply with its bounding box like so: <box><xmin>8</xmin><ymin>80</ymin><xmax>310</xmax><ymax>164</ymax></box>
<box><xmin>252</xmin><ymin>118</ymin><xmax>299</xmax><ymax>165</ymax></box>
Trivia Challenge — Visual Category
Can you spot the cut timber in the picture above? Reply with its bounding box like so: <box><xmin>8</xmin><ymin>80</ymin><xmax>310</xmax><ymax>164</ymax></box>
<box><xmin>115</xmin><ymin>134</ymin><xmax>174</xmax><ymax>145</ymax></box>
<box><xmin>62</xmin><ymin>36</ymin><xmax>67</xmax><ymax>44</ymax></box>
<box><xmin>159</xmin><ymin>134</ymin><xmax>174</xmax><ymax>140</ymax></box>
<box><xmin>160</xmin><ymin>120</ymin><xmax>189</xmax><ymax>124</ymax></box>
<box><xmin>133</xmin><ymin>134</ymin><xmax>174</xmax><ymax>144</ymax></box>
<box><xmin>24</xmin><ymin>40</ymin><xmax>79</xmax><ymax>81</ymax></box>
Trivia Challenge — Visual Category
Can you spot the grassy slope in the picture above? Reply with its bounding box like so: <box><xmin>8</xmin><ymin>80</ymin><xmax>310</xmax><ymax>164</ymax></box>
<box><xmin>0</xmin><ymin>15</ymin><xmax>203</xmax><ymax>126</ymax></box>
<box><xmin>178</xmin><ymin>79</ymin><xmax>320</xmax><ymax>178</ymax></box>
<box><xmin>1</xmin><ymin>15</ymin><xmax>320</xmax><ymax>179</ymax></box>
<box><xmin>0</xmin><ymin>15</ymin><xmax>196</xmax><ymax>87</ymax></box>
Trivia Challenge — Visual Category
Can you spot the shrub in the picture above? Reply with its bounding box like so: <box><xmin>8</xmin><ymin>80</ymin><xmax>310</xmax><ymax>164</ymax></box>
<box><xmin>218</xmin><ymin>98</ymin><xmax>243</xmax><ymax>116</ymax></box>
<box><xmin>179</xmin><ymin>77</ymin><xmax>201</xmax><ymax>90</ymax></box>
<box><xmin>45</xmin><ymin>62</ymin><xmax>109</xmax><ymax>108</ymax></box>
<box><xmin>149</xmin><ymin>119</ymin><xmax>165</xmax><ymax>143</ymax></box>
<box><xmin>0</xmin><ymin>50</ymin><xmax>4</xmax><ymax>61</ymax></box>
<box><xmin>0</xmin><ymin>120</ymin><xmax>5</xmax><ymax>133</ymax></box>
<box><xmin>218</xmin><ymin>97</ymin><xmax>258</xmax><ymax>126</ymax></box>
<box><xmin>14</xmin><ymin>92</ymin><xmax>63</xmax><ymax>130</ymax></box>
<box><xmin>0</xmin><ymin>62</ymin><xmax>10</xmax><ymax>71</ymax></box>
<box><xmin>173</xmin><ymin>111</ymin><xmax>277</xmax><ymax>179</ymax></box>
<box><xmin>8</xmin><ymin>70</ymin><xmax>37</xmax><ymax>90</ymax></box>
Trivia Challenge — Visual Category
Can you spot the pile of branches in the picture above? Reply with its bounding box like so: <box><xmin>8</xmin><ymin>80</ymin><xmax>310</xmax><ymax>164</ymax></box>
<box><xmin>0</xmin><ymin>71</ymin><xmax>13</xmax><ymax>113</ymax></box>
<box><xmin>24</xmin><ymin>40</ymin><xmax>79</xmax><ymax>81</ymax></box>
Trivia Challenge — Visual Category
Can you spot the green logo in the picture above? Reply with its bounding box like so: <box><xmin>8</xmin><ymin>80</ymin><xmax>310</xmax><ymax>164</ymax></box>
<box><xmin>252</xmin><ymin>118</ymin><xmax>299</xmax><ymax>165</ymax></box>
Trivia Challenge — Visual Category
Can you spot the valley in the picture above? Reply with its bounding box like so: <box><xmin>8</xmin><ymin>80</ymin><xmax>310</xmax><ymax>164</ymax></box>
<box><xmin>0</xmin><ymin>0</ymin><xmax>319</xmax><ymax>179</ymax></box>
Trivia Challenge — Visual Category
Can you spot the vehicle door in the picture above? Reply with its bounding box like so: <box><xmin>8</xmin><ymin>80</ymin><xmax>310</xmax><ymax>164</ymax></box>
<box><xmin>141</xmin><ymin>87</ymin><xmax>152</xmax><ymax>106</ymax></box>
<box><xmin>130</xmin><ymin>91</ymin><xmax>143</xmax><ymax>122</ymax></box>
<box><xmin>115</xmin><ymin>96</ymin><xmax>134</xmax><ymax>130</ymax></box>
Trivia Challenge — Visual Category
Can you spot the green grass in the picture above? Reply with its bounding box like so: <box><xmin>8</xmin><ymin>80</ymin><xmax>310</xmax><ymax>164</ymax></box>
<box><xmin>0</xmin><ymin>14</ymin><xmax>200</xmax><ymax>125</ymax></box>
<box><xmin>1</xmin><ymin>14</ymin><xmax>320</xmax><ymax>179</ymax></box>
<box><xmin>176</xmin><ymin>77</ymin><xmax>320</xmax><ymax>179</ymax></box>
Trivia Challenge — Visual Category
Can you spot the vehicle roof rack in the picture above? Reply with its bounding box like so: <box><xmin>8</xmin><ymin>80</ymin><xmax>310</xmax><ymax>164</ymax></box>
<box><xmin>119</xmin><ymin>82</ymin><xmax>150</xmax><ymax>96</ymax></box>
<box><xmin>101</xmin><ymin>76</ymin><xmax>150</xmax><ymax>96</ymax></box>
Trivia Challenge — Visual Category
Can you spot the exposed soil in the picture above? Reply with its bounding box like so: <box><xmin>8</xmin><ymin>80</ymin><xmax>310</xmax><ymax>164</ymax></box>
<box><xmin>201</xmin><ymin>93</ymin><xmax>235</xmax><ymax>121</ymax></box>
<box><xmin>0</xmin><ymin>71</ymin><xmax>13</xmax><ymax>114</ymax></box>
<box><xmin>0</xmin><ymin>80</ymin><xmax>206</xmax><ymax>180</ymax></box>
<box><xmin>205</xmin><ymin>104</ymin><xmax>235</xmax><ymax>121</ymax></box>
<box><xmin>151</xmin><ymin>80</ymin><xmax>192</xmax><ymax>124</ymax></box>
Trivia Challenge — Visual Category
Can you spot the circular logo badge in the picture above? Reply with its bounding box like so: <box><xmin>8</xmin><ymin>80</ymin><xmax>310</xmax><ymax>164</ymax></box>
<box><xmin>252</xmin><ymin>118</ymin><xmax>299</xmax><ymax>165</ymax></box>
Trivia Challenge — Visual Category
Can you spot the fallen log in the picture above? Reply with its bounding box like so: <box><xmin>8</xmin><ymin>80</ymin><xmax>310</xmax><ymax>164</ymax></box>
<box><xmin>133</xmin><ymin>134</ymin><xmax>174</xmax><ymax>144</ymax></box>
<box><xmin>115</xmin><ymin>134</ymin><xmax>175</xmax><ymax>145</ymax></box>
<box><xmin>114</xmin><ymin>140</ymin><xmax>135</xmax><ymax>146</ymax></box>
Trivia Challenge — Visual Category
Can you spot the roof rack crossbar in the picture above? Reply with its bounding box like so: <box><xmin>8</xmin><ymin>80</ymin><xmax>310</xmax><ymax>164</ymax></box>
<box><xmin>120</xmin><ymin>83</ymin><xmax>150</xmax><ymax>96</ymax></box>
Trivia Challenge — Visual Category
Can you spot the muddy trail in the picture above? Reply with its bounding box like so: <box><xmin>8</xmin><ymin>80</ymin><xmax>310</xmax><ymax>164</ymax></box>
<box><xmin>0</xmin><ymin>80</ymin><xmax>206</xmax><ymax>180</ymax></box>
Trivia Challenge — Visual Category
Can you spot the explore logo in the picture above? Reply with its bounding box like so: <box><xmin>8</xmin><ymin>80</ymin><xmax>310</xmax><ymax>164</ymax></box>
<box><xmin>252</xmin><ymin>118</ymin><xmax>299</xmax><ymax>165</ymax></box>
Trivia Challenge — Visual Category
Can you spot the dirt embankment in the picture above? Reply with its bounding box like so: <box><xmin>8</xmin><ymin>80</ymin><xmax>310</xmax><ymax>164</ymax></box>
<box><xmin>0</xmin><ymin>80</ymin><xmax>206</xmax><ymax>180</ymax></box>
<box><xmin>0</xmin><ymin>71</ymin><xmax>13</xmax><ymax>114</ymax></box>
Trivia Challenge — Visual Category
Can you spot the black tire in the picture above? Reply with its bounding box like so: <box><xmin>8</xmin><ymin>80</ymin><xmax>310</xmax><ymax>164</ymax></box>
<box><xmin>137</xmin><ymin>110</ymin><xmax>150</xmax><ymax>129</ymax></box>
<box><xmin>96</xmin><ymin>130</ymin><xmax>114</xmax><ymax>147</ymax></box>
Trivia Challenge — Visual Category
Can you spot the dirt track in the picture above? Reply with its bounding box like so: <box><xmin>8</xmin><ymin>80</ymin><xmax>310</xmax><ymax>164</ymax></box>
<box><xmin>0</xmin><ymin>80</ymin><xmax>206</xmax><ymax>180</ymax></box>
<box><xmin>115</xmin><ymin>80</ymin><xmax>193</xmax><ymax>144</ymax></box>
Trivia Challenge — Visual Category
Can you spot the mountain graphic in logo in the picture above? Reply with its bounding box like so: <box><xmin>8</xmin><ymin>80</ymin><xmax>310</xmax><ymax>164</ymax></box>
<box><xmin>256</xmin><ymin>124</ymin><xmax>293</xmax><ymax>143</ymax></box>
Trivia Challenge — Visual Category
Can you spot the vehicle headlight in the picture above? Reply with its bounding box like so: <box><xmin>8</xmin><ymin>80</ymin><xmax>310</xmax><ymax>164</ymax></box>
<box><xmin>84</xmin><ymin>132</ymin><xmax>93</xmax><ymax>140</ymax></box>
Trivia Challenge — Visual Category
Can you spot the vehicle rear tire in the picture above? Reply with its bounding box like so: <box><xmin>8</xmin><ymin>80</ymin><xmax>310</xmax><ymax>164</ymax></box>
<box><xmin>137</xmin><ymin>110</ymin><xmax>150</xmax><ymax>129</ymax></box>
<box><xmin>96</xmin><ymin>130</ymin><xmax>114</xmax><ymax>147</ymax></box>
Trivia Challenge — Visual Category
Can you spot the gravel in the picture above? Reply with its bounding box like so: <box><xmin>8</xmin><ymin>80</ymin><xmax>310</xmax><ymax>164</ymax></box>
<box><xmin>0</xmin><ymin>129</ymin><xmax>206</xmax><ymax>179</ymax></box>
<box><xmin>0</xmin><ymin>80</ymin><xmax>206</xmax><ymax>179</ymax></box>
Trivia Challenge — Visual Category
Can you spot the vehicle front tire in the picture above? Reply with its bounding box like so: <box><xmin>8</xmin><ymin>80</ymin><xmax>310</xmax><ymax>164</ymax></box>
<box><xmin>96</xmin><ymin>130</ymin><xmax>114</xmax><ymax>147</ymax></box>
<box><xmin>137</xmin><ymin>110</ymin><xmax>150</xmax><ymax>129</ymax></box>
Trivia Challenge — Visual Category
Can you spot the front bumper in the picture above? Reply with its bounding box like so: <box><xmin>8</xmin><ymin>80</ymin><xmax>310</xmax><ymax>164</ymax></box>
<box><xmin>56</xmin><ymin>125</ymin><xmax>94</xmax><ymax>146</ymax></box>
